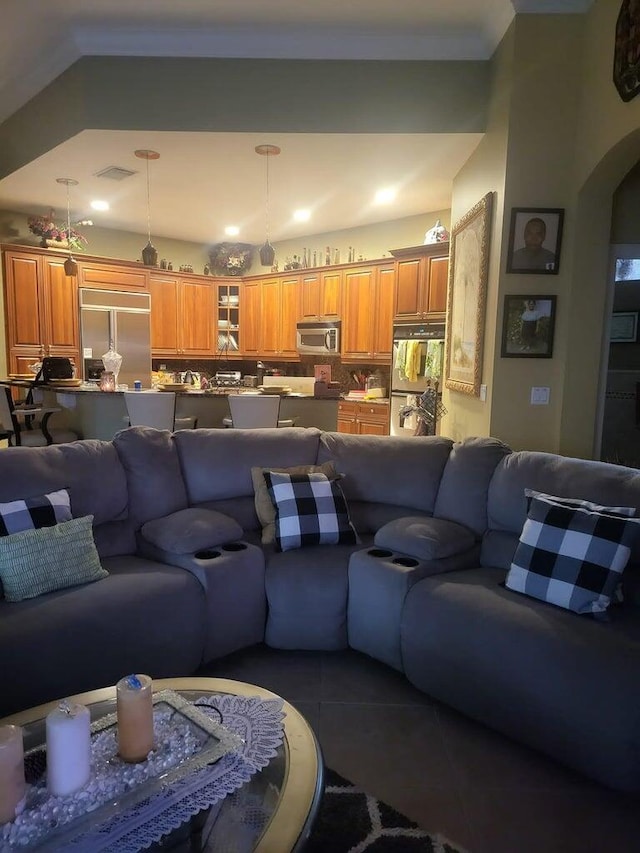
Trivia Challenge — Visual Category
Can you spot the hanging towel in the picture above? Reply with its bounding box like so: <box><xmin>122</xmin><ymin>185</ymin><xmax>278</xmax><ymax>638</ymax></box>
<box><xmin>424</xmin><ymin>340</ymin><xmax>444</xmax><ymax>381</ymax></box>
<box><xmin>405</xmin><ymin>341</ymin><xmax>424</xmax><ymax>382</ymax></box>
<box><xmin>395</xmin><ymin>339</ymin><xmax>408</xmax><ymax>374</ymax></box>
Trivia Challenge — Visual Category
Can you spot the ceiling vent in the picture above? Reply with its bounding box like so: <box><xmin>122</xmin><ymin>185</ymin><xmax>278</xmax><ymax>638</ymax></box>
<box><xmin>95</xmin><ymin>166</ymin><xmax>137</xmax><ymax>181</ymax></box>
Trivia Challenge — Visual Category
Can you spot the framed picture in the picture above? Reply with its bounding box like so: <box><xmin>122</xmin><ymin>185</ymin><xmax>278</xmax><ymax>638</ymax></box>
<box><xmin>506</xmin><ymin>208</ymin><xmax>564</xmax><ymax>275</ymax></box>
<box><xmin>610</xmin><ymin>311</ymin><xmax>639</xmax><ymax>343</ymax></box>
<box><xmin>445</xmin><ymin>192</ymin><xmax>493</xmax><ymax>396</ymax></box>
<box><xmin>500</xmin><ymin>295</ymin><xmax>557</xmax><ymax>358</ymax></box>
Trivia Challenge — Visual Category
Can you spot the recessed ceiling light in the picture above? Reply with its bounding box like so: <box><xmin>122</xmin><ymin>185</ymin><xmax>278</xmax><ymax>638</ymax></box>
<box><xmin>225</xmin><ymin>225</ymin><xmax>240</xmax><ymax>237</ymax></box>
<box><xmin>374</xmin><ymin>188</ymin><xmax>396</xmax><ymax>205</ymax></box>
<box><xmin>90</xmin><ymin>200</ymin><xmax>109</xmax><ymax>211</ymax></box>
<box><xmin>293</xmin><ymin>209</ymin><xmax>311</xmax><ymax>223</ymax></box>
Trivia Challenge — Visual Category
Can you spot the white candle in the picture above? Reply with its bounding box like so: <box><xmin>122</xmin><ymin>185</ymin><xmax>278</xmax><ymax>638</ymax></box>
<box><xmin>45</xmin><ymin>700</ymin><xmax>91</xmax><ymax>797</ymax></box>
<box><xmin>0</xmin><ymin>725</ymin><xmax>25</xmax><ymax>824</ymax></box>
<box><xmin>117</xmin><ymin>674</ymin><xmax>154</xmax><ymax>763</ymax></box>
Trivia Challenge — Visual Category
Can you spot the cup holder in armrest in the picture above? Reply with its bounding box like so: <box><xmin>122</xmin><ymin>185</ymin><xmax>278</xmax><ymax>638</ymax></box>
<box><xmin>368</xmin><ymin>548</ymin><xmax>394</xmax><ymax>559</ymax></box>
<box><xmin>392</xmin><ymin>556</ymin><xmax>420</xmax><ymax>568</ymax></box>
<box><xmin>221</xmin><ymin>542</ymin><xmax>247</xmax><ymax>552</ymax></box>
<box><xmin>194</xmin><ymin>549</ymin><xmax>222</xmax><ymax>561</ymax></box>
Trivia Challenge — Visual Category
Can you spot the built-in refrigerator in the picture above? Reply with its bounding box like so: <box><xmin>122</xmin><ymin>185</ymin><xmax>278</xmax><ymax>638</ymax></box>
<box><xmin>390</xmin><ymin>322</ymin><xmax>445</xmax><ymax>436</ymax></box>
<box><xmin>79</xmin><ymin>289</ymin><xmax>152</xmax><ymax>388</ymax></box>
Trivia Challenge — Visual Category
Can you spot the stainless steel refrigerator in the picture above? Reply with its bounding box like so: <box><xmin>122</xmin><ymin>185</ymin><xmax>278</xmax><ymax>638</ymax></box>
<box><xmin>79</xmin><ymin>289</ymin><xmax>152</xmax><ymax>388</ymax></box>
<box><xmin>390</xmin><ymin>322</ymin><xmax>445</xmax><ymax>436</ymax></box>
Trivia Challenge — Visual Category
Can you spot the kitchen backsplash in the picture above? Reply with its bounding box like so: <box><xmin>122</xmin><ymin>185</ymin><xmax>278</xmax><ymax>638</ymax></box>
<box><xmin>151</xmin><ymin>355</ymin><xmax>389</xmax><ymax>394</ymax></box>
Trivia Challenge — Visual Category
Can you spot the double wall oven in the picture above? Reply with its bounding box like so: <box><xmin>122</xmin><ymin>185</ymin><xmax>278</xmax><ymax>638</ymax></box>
<box><xmin>390</xmin><ymin>322</ymin><xmax>445</xmax><ymax>436</ymax></box>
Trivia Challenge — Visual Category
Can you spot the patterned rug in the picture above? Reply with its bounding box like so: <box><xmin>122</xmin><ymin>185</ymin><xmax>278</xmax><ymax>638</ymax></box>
<box><xmin>305</xmin><ymin>768</ymin><xmax>468</xmax><ymax>853</ymax></box>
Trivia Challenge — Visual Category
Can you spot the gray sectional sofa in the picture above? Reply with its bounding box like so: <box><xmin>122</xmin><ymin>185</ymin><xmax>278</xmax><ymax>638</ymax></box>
<box><xmin>1</xmin><ymin>427</ymin><xmax>639</xmax><ymax>793</ymax></box>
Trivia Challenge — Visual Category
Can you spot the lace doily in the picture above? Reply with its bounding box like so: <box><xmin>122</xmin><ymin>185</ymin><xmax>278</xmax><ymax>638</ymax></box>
<box><xmin>2</xmin><ymin>694</ymin><xmax>285</xmax><ymax>853</ymax></box>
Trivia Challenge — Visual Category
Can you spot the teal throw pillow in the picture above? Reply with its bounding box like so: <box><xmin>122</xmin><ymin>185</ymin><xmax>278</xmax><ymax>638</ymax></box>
<box><xmin>0</xmin><ymin>515</ymin><xmax>108</xmax><ymax>602</ymax></box>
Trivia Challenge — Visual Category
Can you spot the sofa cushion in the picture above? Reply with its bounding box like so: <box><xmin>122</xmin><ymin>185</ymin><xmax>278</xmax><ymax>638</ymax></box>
<box><xmin>251</xmin><ymin>461</ymin><xmax>340</xmax><ymax>544</ymax></box>
<box><xmin>374</xmin><ymin>516</ymin><xmax>476</xmax><ymax>560</ymax></box>
<box><xmin>505</xmin><ymin>490</ymin><xmax>640</xmax><ymax>615</ymax></box>
<box><xmin>141</xmin><ymin>508</ymin><xmax>243</xmax><ymax>554</ymax></box>
<box><xmin>264</xmin><ymin>471</ymin><xmax>358</xmax><ymax>552</ymax></box>
<box><xmin>0</xmin><ymin>488</ymin><xmax>72</xmax><ymax>535</ymax></box>
<box><xmin>0</xmin><ymin>515</ymin><xmax>107</xmax><ymax>602</ymax></box>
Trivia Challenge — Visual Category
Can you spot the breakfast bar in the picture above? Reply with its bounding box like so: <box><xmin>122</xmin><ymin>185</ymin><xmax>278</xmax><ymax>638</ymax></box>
<box><xmin>31</xmin><ymin>387</ymin><xmax>340</xmax><ymax>440</ymax></box>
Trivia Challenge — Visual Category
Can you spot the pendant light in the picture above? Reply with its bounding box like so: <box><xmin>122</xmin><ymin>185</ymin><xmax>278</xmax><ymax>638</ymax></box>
<box><xmin>56</xmin><ymin>177</ymin><xmax>79</xmax><ymax>277</ymax></box>
<box><xmin>255</xmin><ymin>144</ymin><xmax>280</xmax><ymax>267</ymax></box>
<box><xmin>134</xmin><ymin>149</ymin><xmax>160</xmax><ymax>267</ymax></box>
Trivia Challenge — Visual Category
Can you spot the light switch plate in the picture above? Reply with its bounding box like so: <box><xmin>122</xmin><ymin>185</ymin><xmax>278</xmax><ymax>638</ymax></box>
<box><xmin>479</xmin><ymin>384</ymin><xmax>487</xmax><ymax>402</ymax></box>
<box><xmin>531</xmin><ymin>386</ymin><xmax>550</xmax><ymax>405</ymax></box>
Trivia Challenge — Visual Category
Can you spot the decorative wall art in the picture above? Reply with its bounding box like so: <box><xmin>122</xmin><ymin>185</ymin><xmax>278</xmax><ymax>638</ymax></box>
<box><xmin>209</xmin><ymin>243</ymin><xmax>254</xmax><ymax>276</ymax></box>
<box><xmin>506</xmin><ymin>208</ymin><xmax>564</xmax><ymax>274</ymax></box>
<box><xmin>444</xmin><ymin>192</ymin><xmax>493</xmax><ymax>397</ymax></box>
<box><xmin>501</xmin><ymin>295</ymin><xmax>557</xmax><ymax>358</ymax></box>
<box><xmin>613</xmin><ymin>0</ymin><xmax>640</xmax><ymax>102</ymax></box>
<box><xmin>610</xmin><ymin>311</ymin><xmax>639</xmax><ymax>343</ymax></box>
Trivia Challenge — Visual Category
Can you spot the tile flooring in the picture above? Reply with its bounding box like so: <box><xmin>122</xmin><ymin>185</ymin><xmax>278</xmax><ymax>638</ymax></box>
<box><xmin>198</xmin><ymin>644</ymin><xmax>640</xmax><ymax>853</ymax></box>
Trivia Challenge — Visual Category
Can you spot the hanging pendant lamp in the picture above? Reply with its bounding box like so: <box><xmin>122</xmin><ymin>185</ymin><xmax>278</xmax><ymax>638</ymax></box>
<box><xmin>56</xmin><ymin>177</ymin><xmax>79</xmax><ymax>277</ymax></box>
<box><xmin>255</xmin><ymin>144</ymin><xmax>280</xmax><ymax>267</ymax></box>
<box><xmin>134</xmin><ymin>149</ymin><xmax>160</xmax><ymax>267</ymax></box>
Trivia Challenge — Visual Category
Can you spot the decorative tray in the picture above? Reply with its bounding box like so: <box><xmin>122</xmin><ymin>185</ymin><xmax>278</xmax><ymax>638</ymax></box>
<box><xmin>45</xmin><ymin>378</ymin><xmax>82</xmax><ymax>387</ymax></box>
<box><xmin>157</xmin><ymin>383</ymin><xmax>190</xmax><ymax>392</ymax></box>
<box><xmin>257</xmin><ymin>385</ymin><xmax>291</xmax><ymax>395</ymax></box>
<box><xmin>2</xmin><ymin>690</ymin><xmax>243</xmax><ymax>852</ymax></box>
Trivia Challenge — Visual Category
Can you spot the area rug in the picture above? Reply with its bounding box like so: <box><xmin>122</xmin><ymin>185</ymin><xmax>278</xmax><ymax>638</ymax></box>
<box><xmin>305</xmin><ymin>768</ymin><xmax>468</xmax><ymax>853</ymax></box>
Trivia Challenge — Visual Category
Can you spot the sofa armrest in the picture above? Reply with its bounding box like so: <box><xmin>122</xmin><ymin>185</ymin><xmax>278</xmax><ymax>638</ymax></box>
<box><xmin>374</xmin><ymin>516</ymin><xmax>476</xmax><ymax>562</ymax></box>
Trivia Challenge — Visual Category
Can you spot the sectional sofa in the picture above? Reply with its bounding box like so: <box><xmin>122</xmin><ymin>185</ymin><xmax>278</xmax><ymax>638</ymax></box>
<box><xmin>0</xmin><ymin>427</ymin><xmax>639</xmax><ymax>794</ymax></box>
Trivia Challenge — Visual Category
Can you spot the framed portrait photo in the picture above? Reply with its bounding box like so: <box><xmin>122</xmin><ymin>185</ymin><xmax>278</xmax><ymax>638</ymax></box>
<box><xmin>610</xmin><ymin>311</ymin><xmax>638</xmax><ymax>343</ymax></box>
<box><xmin>506</xmin><ymin>208</ymin><xmax>564</xmax><ymax>275</ymax></box>
<box><xmin>500</xmin><ymin>295</ymin><xmax>557</xmax><ymax>358</ymax></box>
<box><xmin>444</xmin><ymin>192</ymin><xmax>493</xmax><ymax>396</ymax></box>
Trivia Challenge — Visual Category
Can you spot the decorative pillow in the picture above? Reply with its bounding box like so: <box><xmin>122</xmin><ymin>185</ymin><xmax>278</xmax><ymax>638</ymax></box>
<box><xmin>505</xmin><ymin>490</ymin><xmax>640</xmax><ymax>615</ymax></box>
<box><xmin>0</xmin><ymin>488</ymin><xmax>72</xmax><ymax>536</ymax></box>
<box><xmin>263</xmin><ymin>471</ymin><xmax>358</xmax><ymax>552</ymax></box>
<box><xmin>141</xmin><ymin>507</ymin><xmax>243</xmax><ymax>554</ymax></box>
<box><xmin>251</xmin><ymin>462</ymin><xmax>340</xmax><ymax>544</ymax></box>
<box><xmin>0</xmin><ymin>515</ymin><xmax>108</xmax><ymax>603</ymax></box>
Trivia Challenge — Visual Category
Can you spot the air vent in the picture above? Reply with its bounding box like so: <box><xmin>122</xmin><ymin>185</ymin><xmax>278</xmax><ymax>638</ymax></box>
<box><xmin>95</xmin><ymin>166</ymin><xmax>137</xmax><ymax>181</ymax></box>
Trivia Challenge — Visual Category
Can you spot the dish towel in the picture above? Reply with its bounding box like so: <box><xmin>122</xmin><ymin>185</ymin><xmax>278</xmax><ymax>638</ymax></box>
<box><xmin>424</xmin><ymin>340</ymin><xmax>443</xmax><ymax>381</ymax></box>
<box><xmin>394</xmin><ymin>340</ymin><xmax>408</xmax><ymax>374</ymax></box>
<box><xmin>405</xmin><ymin>341</ymin><xmax>424</xmax><ymax>382</ymax></box>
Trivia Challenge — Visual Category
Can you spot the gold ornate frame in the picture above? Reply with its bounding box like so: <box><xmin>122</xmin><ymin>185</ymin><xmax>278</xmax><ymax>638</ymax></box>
<box><xmin>444</xmin><ymin>192</ymin><xmax>493</xmax><ymax>397</ymax></box>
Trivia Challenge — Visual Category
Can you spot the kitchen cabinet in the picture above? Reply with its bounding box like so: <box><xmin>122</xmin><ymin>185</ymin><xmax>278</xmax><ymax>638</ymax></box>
<box><xmin>215</xmin><ymin>281</ymin><xmax>241</xmax><ymax>356</ymax></box>
<box><xmin>245</xmin><ymin>276</ymin><xmax>298</xmax><ymax>359</ymax></box>
<box><xmin>241</xmin><ymin>280</ymin><xmax>261</xmax><ymax>356</ymax></box>
<box><xmin>391</xmin><ymin>242</ymin><xmax>449</xmax><ymax>321</ymax></box>
<box><xmin>78</xmin><ymin>261</ymin><xmax>148</xmax><ymax>291</ymax></box>
<box><xmin>299</xmin><ymin>270</ymin><xmax>341</xmax><ymax>320</ymax></box>
<box><xmin>337</xmin><ymin>399</ymin><xmax>390</xmax><ymax>435</ymax></box>
<box><xmin>150</xmin><ymin>274</ymin><xmax>215</xmax><ymax>356</ymax></box>
<box><xmin>2</xmin><ymin>249</ymin><xmax>80</xmax><ymax>373</ymax></box>
<box><xmin>342</xmin><ymin>262</ymin><xmax>394</xmax><ymax>362</ymax></box>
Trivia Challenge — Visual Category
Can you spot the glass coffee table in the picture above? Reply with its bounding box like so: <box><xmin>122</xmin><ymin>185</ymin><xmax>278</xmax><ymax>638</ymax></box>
<box><xmin>2</xmin><ymin>676</ymin><xmax>324</xmax><ymax>852</ymax></box>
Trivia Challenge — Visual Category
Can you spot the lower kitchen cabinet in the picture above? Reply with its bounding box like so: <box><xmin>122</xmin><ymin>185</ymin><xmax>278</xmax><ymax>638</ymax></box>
<box><xmin>337</xmin><ymin>400</ymin><xmax>390</xmax><ymax>435</ymax></box>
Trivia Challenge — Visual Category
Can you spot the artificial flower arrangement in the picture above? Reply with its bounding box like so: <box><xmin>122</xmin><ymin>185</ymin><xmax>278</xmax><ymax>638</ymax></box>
<box><xmin>209</xmin><ymin>242</ymin><xmax>253</xmax><ymax>276</ymax></box>
<box><xmin>27</xmin><ymin>211</ymin><xmax>88</xmax><ymax>251</ymax></box>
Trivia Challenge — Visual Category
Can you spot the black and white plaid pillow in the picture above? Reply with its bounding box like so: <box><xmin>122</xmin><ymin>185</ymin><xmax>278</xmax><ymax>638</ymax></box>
<box><xmin>263</xmin><ymin>471</ymin><xmax>357</xmax><ymax>552</ymax></box>
<box><xmin>0</xmin><ymin>489</ymin><xmax>72</xmax><ymax>536</ymax></box>
<box><xmin>505</xmin><ymin>489</ymin><xmax>640</xmax><ymax>615</ymax></box>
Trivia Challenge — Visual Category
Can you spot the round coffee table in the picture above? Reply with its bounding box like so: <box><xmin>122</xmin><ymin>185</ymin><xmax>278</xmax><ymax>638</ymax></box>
<box><xmin>2</xmin><ymin>676</ymin><xmax>324</xmax><ymax>852</ymax></box>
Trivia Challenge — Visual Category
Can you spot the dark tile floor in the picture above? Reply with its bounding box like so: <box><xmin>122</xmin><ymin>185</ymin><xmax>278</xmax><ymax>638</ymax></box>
<box><xmin>198</xmin><ymin>644</ymin><xmax>640</xmax><ymax>853</ymax></box>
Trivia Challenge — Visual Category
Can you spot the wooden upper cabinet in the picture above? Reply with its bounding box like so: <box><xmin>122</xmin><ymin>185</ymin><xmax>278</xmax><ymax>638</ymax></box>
<box><xmin>241</xmin><ymin>280</ymin><xmax>261</xmax><ymax>356</ymax></box>
<box><xmin>391</xmin><ymin>243</ymin><xmax>449</xmax><ymax>321</ymax></box>
<box><xmin>150</xmin><ymin>274</ymin><xmax>213</xmax><ymax>355</ymax></box>
<box><xmin>299</xmin><ymin>270</ymin><xmax>341</xmax><ymax>320</ymax></box>
<box><xmin>149</xmin><ymin>275</ymin><xmax>179</xmax><ymax>352</ymax></box>
<box><xmin>259</xmin><ymin>276</ymin><xmax>298</xmax><ymax>358</ymax></box>
<box><xmin>342</xmin><ymin>268</ymin><xmax>375</xmax><ymax>360</ymax></box>
<box><xmin>2</xmin><ymin>249</ymin><xmax>79</xmax><ymax>369</ymax></box>
<box><xmin>372</xmin><ymin>265</ymin><xmax>394</xmax><ymax>360</ymax></box>
<box><xmin>79</xmin><ymin>262</ymin><xmax>148</xmax><ymax>291</ymax></box>
<box><xmin>180</xmin><ymin>279</ymin><xmax>214</xmax><ymax>355</ymax></box>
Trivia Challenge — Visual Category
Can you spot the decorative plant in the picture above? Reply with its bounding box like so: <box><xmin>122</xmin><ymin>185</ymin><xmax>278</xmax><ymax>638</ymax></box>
<box><xmin>27</xmin><ymin>210</ymin><xmax>88</xmax><ymax>251</ymax></box>
<box><xmin>209</xmin><ymin>242</ymin><xmax>253</xmax><ymax>276</ymax></box>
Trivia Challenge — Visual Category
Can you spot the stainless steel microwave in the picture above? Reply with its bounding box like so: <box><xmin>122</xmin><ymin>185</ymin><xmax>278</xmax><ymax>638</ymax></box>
<box><xmin>296</xmin><ymin>321</ymin><xmax>341</xmax><ymax>355</ymax></box>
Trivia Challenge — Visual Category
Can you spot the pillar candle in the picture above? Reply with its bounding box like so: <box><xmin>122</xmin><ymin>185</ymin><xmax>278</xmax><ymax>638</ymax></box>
<box><xmin>116</xmin><ymin>674</ymin><xmax>154</xmax><ymax>763</ymax></box>
<box><xmin>45</xmin><ymin>700</ymin><xmax>91</xmax><ymax>797</ymax></box>
<box><xmin>0</xmin><ymin>725</ymin><xmax>25</xmax><ymax>824</ymax></box>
